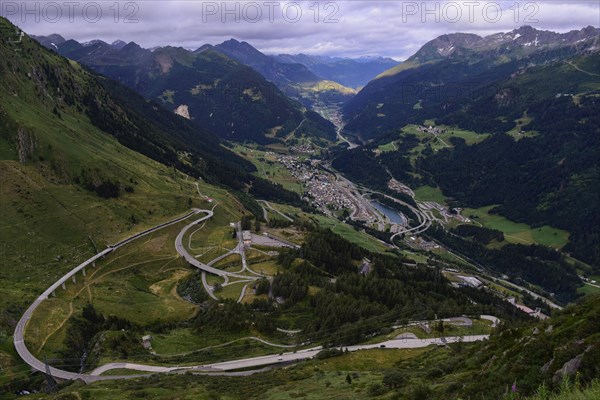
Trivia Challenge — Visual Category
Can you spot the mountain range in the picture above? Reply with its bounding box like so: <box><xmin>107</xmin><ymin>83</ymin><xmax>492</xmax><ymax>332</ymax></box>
<box><xmin>31</xmin><ymin>35</ymin><xmax>336</xmax><ymax>143</ymax></box>
<box><xmin>344</xmin><ymin>25</ymin><xmax>600</xmax><ymax>138</ymax></box>
<box><xmin>335</xmin><ymin>25</ymin><xmax>600</xmax><ymax>267</ymax></box>
<box><xmin>23</xmin><ymin>23</ymin><xmax>600</xmax><ymax>267</ymax></box>
<box><xmin>30</xmin><ymin>35</ymin><xmax>399</xmax><ymax>142</ymax></box>
<box><xmin>32</xmin><ymin>35</ymin><xmax>397</xmax><ymax>120</ymax></box>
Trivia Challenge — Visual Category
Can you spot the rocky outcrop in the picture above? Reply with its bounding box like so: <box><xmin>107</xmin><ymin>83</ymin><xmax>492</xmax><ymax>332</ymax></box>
<box><xmin>17</xmin><ymin>127</ymin><xmax>36</xmax><ymax>163</ymax></box>
<box><xmin>553</xmin><ymin>354</ymin><xmax>583</xmax><ymax>383</ymax></box>
<box><xmin>174</xmin><ymin>104</ymin><xmax>190</xmax><ymax>120</ymax></box>
<box><xmin>540</xmin><ymin>358</ymin><xmax>554</xmax><ymax>374</ymax></box>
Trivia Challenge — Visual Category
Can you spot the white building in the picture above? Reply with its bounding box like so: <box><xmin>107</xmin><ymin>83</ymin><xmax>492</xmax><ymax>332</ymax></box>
<box><xmin>242</xmin><ymin>230</ymin><xmax>252</xmax><ymax>245</ymax></box>
<box><xmin>457</xmin><ymin>276</ymin><xmax>483</xmax><ymax>288</ymax></box>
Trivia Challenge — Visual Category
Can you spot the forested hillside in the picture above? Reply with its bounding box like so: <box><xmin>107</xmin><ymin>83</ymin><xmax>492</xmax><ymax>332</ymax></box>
<box><xmin>335</xmin><ymin>27</ymin><xmax>600</xmax><ymax>267</ymax></box>
<box><xmin>419</xmin><ymin>95</ymin><xmax>600</xmax><ymax>266</ymax></box>
<box><xmin>357</xmin><ymin>294</ymin><xmax>600</xmax><ymax>399</ymax></box>
<box><xmin>344</xmin><ymin>26</ymin><xmax>600</xmax><ymax>139</ymax></box>
<box><xmin>34</xmin><ymin>35</ymin><xmax>336</xmax><ymax>143</ymax></box>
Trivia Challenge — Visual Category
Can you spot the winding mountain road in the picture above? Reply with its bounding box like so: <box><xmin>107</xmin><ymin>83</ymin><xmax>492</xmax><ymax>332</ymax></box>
<box><xmin>89</xmin><ymin>334</ymin><xmax>489</xmax><ymax>376</ymax></box>
<box><xmin>258</xmin><ymin>200</ymin><xmax>294</xmax><ymax>222</ymax></box>
<box><xmin>14</xmin><ymin>209</ymin><xmax>206</xmax><ymax>383</ymax></box>
<box><xmin>14</xmin><ymin>204</ymin><xmax>496</xmax><ymax>384</ymax></box>
<box><xmin>174</xmin><ymin>212</ymin><xmax>260</xmax><ymax>281</ymax></box>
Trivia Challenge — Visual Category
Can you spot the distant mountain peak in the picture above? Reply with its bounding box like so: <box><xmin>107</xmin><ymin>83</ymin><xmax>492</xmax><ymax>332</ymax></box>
<box><xmin>194</xmin><ymin>44</ymin><xmax>214</xmax><ymax>53</ymax></box>
<box><xmin>581</xmin><ymin>25</ymin><xmax>599</xmax><ymax>34</ymax></box>
<box><xmin>219</xmin><ymin>38</ymin><xmax>250</xmax><ymax>49</ymax></box>
<box><xmin>407</xmin><ymin>25</ymin><xmax>600</xmax><ymax>64</ymax></box>
<box><xmin>222</xmin><ymin>38</ymin><xmax>241</xmax><ymax>44</ymax></box>
<box><xmin>272</xmin><ymin>53</ymin><xmax>399</xmax><ymax>87</ymax></box>
<box><xmin>213</xmin><ymin>39</ymin><xmax>326</xmax><ymax>90</ymax></box>
<box><xmin>47</xmin><ymin>33</ymin><xmax>66</xmax><ymax>43</ymax></box>
<box><xmin>355</xmin><ymin>55</ymin><xmax>397</xmax><ymax>62</ymax></box>
<box><xmin>515</xmin><ymin>25</ymin><xmax>537</xmax><ymax>34</ymax></box>
<box><xmin>111</xmin><ymin>40</ymin><xmax>127</xmax><ymax>49</ymax></box>
<box><xmin>121</xmin><ymin>41</ymin><xmax>142</xmax><ymax>51</ymax></box>
<box><xmin>31</xmin><ymin>33</ymin><xmax>66</xmax><ymax>50</ymax></box>
<box><xmin>217</xmin><ymin>38</ymin><xmax>262</xmax><ymax>55</ymax></box>
<box><xmin>82</xmin><ymin>39</ymin><xmax>107</xmax><ymax>47</ymax></box>
<box><xmin>411</xmin><ymin>32</ymin><xmax>481</xmax><ymax>61</ymax></box>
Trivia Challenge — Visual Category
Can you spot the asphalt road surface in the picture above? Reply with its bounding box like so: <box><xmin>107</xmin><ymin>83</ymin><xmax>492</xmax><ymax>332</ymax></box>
<box><xmin>174</xmin><ymin>211</ymin><xmax>259</xmax><ymax>281</ymax></box>
<box><xmin>90</xmin><ymin>334</ymin><xmax>490</xmax><ymax>376</ymax></box>
<box><xmin>14</xmin><ymin>209</ymin><xmax>206</xmax><ymax>383</ymax></box>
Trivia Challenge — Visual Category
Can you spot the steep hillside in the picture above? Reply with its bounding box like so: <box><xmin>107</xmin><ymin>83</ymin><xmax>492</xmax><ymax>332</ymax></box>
<box><xmin>336</xmin><ymin>26</ymin><xmax>600</xmax><ymax>267</ymax></box>
<box><xmin>344</xmin><ymin>26</ymin><xmax>600</xmax><ymax>139</ymax></box>
<box><xmin>417</xmin><ymin>59</ymin><xmax>600</xmax><ymax>266</ymax></box>
<box><xmin>1</xmin><ymin>19</ymin><xmax>187</xmax><ymax>318</ymax></box>
<box><xmin>0</xmin><ymin>15</ymin><xmax>290</xmax><ymax>327</ymax></box>
<box><xmin>211</xmin><ymin>40</ymin><xmax>358</xmax><ymax>107</ymax></box>
<box><xmin>214</xmin><ymin>39</ymin><xmax>319</xmax><ymax>85</ymax></box>
<box><xmin>1</xmin><ymin>17</ymin><xmax>307</xmax><ymax>391</ymax></box>
<box><xmin>396</xmin><ymin>294</ymin><xmax>600</xmax><ymax>399</ymax></box>
<box><xmin>35</xmin><ymin>36</ymin><xmax>335</xmax><ymax>143</ymax></box>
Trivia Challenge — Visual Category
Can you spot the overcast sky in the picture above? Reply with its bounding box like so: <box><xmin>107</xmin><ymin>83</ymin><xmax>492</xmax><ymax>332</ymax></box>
<box><xmin>2</xmin><ymin>1</ymin><xmax>599</xmax><ymax>59</ymax></box>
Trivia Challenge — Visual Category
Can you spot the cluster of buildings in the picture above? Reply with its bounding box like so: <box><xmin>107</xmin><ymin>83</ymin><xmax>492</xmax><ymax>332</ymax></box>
<box><xmin>275</xmin><ymin>155</ymin><xmax>415</xmax><ymax>233</ymax></box>
<box><xmin>306</xmin><ymin>174</ymin><xmax>354</xmax><ymax>213</ymax></box>
<box><xmin>419</xmin><ymin>201</ymin><xmax>470</xmax><ymax>223</ymax></box>
<box><xmin>417</xmin><ymin>125</ymin><xmax>446</xmax><ymax>134</ymax></box>
<box><xmin>456</xmin><ymin>275</ymin><xmax>484</xmax><ymax>288</ymax></box>
<box><xmin>276</xmin><ymin>154</ymin><xmax>313</xmax><ymax>181</ymax></box>
<box><xmin>406</xmin><ymin>236</ymin><xmax>440</xmax><ymax>251</ymax></box>
<box><xmin>289</xmin><ymin>144</ymin><xmax>315</xmax><ymax>154</ymax></box>
<box><xmin>277</xmin><ymin>155</ymin><xmax>355</xmax><ymax>216</ymax></box>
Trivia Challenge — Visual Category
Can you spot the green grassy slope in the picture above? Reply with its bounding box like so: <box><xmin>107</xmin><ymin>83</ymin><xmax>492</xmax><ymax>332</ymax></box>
<box><xmin>13</xmin><ymin>296</ymin><xmax>600</xmax><ymax>400</ymax></box>
<box><xmin>463</xmin><ymin>206</ymin><xmax>570</xmax><ymax>248</ymax></box>
<box><xmin>0</xmin><ymin>17</ymin><xmax>260</xmax><ymax>390</ymax></box>
<box><xmin>385</xmin><ymin>295</ymin><xmax>600</xmax><ymax>399</ymax></box>
<box><xmin>1</xmin><ymin>21</ymin><xmax>256</xmax><ymax>189</ymax></box>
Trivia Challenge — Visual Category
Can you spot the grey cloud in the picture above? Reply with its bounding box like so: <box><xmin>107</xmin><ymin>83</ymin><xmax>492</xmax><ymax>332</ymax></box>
<box><xmin>2</xmin><ymin>1</ymin><xmax>598</xmax><ymax>59</ymax></box>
